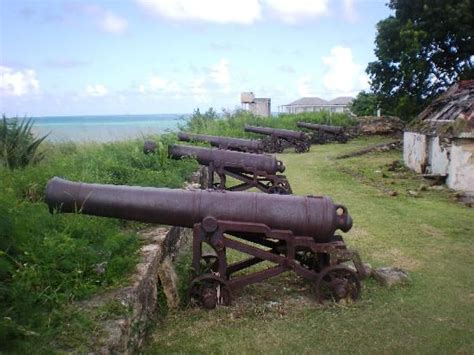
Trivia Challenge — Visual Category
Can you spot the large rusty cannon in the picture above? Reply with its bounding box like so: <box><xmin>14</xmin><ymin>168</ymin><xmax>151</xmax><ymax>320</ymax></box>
<box><xmin>46</xmin><ymin>177</ymin><xmax>366</xmax><ymax>308</ymax></box>
<box><xmin>168</xmin><ymin>144</ymin><xmax>292</xmax><ymax>194</ymax></box>
<box><xmin>297</xmin><ymin>122</ymin><xmax>349</xmax><ymax>144</ymax></box>
<box><xmin>244</xmin><ymin>125</ymin><xmax>311</xmax><ymax>153</ymax></box>
<box><xmin>177</xmin><ymin>132</ymin><xmax>264</xmax><ymax>154</ymax></box>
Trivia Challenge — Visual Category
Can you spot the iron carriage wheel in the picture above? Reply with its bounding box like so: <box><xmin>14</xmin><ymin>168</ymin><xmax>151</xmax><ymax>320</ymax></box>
<box><xmin>294</xmin><ymin>141</ymin><xmax>311</xmax><ymax>153</ymax></box>
<box><xmin>200</xmin><ymin>252</ymin><xmax>219</xmax><ymax>273</ymax></box>
<box><xmin>268</xmin><ymin>184</ymin><xmax>290</xmax><ymax>195</ymax></box>
<box><xmin>188</xmin><ymin>274</ymin><xmax>232</xmax><ymax>309</ymax></box>
<box><xmin>314</xmin><ymin>265</ymin><xmax>361</xmax><ymax>304</ymax></box>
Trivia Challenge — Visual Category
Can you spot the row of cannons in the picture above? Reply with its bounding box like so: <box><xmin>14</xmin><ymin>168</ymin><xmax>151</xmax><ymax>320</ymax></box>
<box><xmin>45</xmin><ymin>125</ymin><xmax>365</xmax><ymax>310</ymax></box>
<box><xmin>165</xmin><ymin>121</ymin><xmax>350</xmax><ymax>155</ymax></box>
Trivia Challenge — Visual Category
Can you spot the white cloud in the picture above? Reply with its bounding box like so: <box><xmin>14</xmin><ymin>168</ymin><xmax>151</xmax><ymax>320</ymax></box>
<box><xmin>263</xmin><ymin>0</ymin><xmax>329</xmax><ymax>23</ymax></box>
<box><xmin>278</xmin><ymin>64</ymin><xmax>296</xmax><ymax>73</ymax></box>
<box><xmin>79</xmin><ymin>5</ymin><xmax>128</xmax><ymax>34</ymax></box>
<box><xmin>136</xmin><ymin>0</ymin><xmax>262</xmax><ymax>24</ymax></box>
<box><xmin>86</xmin><ymin>84</ymin><xmax>108</xmax><ymax>97</ymax></box>
<box><xmin>322</xmin><ymin>45</ymin><xmax>369</xmax><ymax>96</ymax></box>
<box><xmin>297</xmin><ymin>75</ymin><xmax>315</xmax><ymax>97</ymax></box>
<box><xmin>0</xmin><ymin>66</ymin><xmax>39</xmax><ymax>96</ymax></box>
<box><xmin>190</xmin><ymin>78</ymin><xmax>209</xmax><ymax>102</ymax></box>
<box><xmin>209</xmin><ymin>59</ymin><xmax>231</xmax><ymax>92</ymax></box>
<box><xmin>101</xmin><ymin>11</ymin><xmax>128</xmax><ymax>34</ymax></box>
<box><xmin>342</xmin><ymin>0</ymin><xmax>357</xmax><ymax>22</ymax></box>
<box><xmin>148</xmin><ymin>75</ymin><xmax>182</xmax><ymax>96</ymax></box>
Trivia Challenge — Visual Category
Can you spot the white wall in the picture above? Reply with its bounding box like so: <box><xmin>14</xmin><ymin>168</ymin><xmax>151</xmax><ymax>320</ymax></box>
<box><xmin>447</xmin><ymin>140</ymin><xmax>474</xmax><ymax>192</ymax></box>
<box><xmin>427</xmin><ymin>136</ymin><xmax>450</xmax><ymax>176</ymax></box>
<box><xmin>404</xmin><ymin>132</ymin><xmax>427</xmax><ymax>173</ymax></box>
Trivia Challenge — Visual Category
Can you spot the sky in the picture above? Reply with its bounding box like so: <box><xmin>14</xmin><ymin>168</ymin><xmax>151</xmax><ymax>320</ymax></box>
<box><xmin>0</xmin><ymin>0</ymin><xmax>392</xmax><ymax>116</ymax></box>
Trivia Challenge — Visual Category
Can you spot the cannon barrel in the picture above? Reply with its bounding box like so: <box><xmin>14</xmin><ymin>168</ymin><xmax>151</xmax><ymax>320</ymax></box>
<box><xmin>177</xmin><ymin>132</ymin><xmax>262</xmax><ymax>153</ymax></box>
<box><xmin>297</xmin><ymin>122</ymin><xmax>344</xmax><ymax>134</ymax></box>
<box><xmin>244</xmin><ymin>125</ymin><xmax>308</xmax><ymax>140</ymax></box>
<box><xmin>45</xmin><ymin>177</ymin><xmax>352</xmax><ymax>242</ymax></box>
<box><xmin>169</xmin><ymin>144</ymin><xmax>285</xmax><ymax>174</ymax></box>
<box><xmin>143</xmin><ymin>140</ymin><xmax>157</xmax><ymax>154</ymax></box>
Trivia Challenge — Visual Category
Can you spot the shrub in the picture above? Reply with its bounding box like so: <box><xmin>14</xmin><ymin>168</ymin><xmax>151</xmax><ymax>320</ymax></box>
<box><xmin>179</xmin><ymin>108</ymin><xmax>357</xmax><ymax>138</ymax></box>
<box><xmin>0</xmin><ymin>116</ymin><xmax>48</xmax><ymax>170</ymax></box>
<box><xmin>0</xmin><ymin>135</ymin><xmax>198</xmax><ymax>351</ymax></box>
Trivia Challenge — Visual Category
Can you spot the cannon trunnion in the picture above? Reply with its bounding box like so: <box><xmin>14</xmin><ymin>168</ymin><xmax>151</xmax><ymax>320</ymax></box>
<box><xmin>297</xmin><ymin>121</ymin><xmax>349</xmax><ymax>144</ymax></box>
<box><xmin>244</xmin><ymin>125</ymin><xmax>311</xmax><ymax>153</ymax></box>
<box><xmin>46</xmin><ymin>177</ymin><xmax>366</xmax><ymax>308</ymax></box>
<box><xmin>177</xmin><ymin>132</ymin><xmax>263</xmax><ymax>154</ymax></box>
<box><xmin>168</xmin><ymin>144</ymin><xmax>292</xmax><ymax>194</ymax></box>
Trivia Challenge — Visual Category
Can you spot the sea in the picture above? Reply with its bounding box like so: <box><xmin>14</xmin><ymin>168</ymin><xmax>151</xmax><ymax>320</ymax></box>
<box><xmin>29</xmin><ymin>114</ymin><xmax>188</xmax><ymax>143</ymax></box>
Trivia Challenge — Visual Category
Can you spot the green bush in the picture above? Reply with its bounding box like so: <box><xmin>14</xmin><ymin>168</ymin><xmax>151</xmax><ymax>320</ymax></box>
<box><xmin>0</xmin><ymin>116</ymin><xmax>48</xmax><ymax>170</ymax></box>
<box><xmin>179</xmin><ymin>108</ymin><xmax>356</xmax><ymax>138</ymax></box>
<box><xmin>0</xmin><ymin>135</ymin><xmax>198</xmax><ymax>351</ymax></box>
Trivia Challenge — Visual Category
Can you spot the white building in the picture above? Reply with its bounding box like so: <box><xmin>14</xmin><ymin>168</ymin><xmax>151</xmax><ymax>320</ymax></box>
<box><xmin>280</xmin><ymin>97</ymin><xmax>353</xmax><ymax>114</ymax></box>
<box><xmin>403</xmin><ymin>80</ymin><xmax>474</xmax><ymax>194</ymax></box>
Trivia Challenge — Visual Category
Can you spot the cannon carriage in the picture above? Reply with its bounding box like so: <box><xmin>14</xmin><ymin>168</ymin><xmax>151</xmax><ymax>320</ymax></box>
<box><xmin>168</xmin><ymin>144</ymin><xmax>292</xmax><ymax>194</ymax></box>
<box><xmin>297</xmin><ymin>122</ymin><xmax>349</xmax><ymax>144</ymax></box>
<box><xmin>244</xmin><ymin>125</ymin><xmax>311</xmax><ymax>153</ymax></box>
<box><xmin>177</xmin><ymin>132</ymin><xmax>264</xmax><ymax>154</ymax></box>
<box><xmin>46</xmin><ymin>177</ymin><xmax>366</xmax><ymax>309</ymax></box>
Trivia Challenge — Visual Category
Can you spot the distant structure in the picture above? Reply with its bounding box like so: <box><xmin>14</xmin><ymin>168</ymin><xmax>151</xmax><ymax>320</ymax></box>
<box><xmin>241</xmin><ymin>92</ymin><xmax>271</xmax><ymax>117</ymax></box>
<box><xmin>403</xmin><ymin>80</ymin><xmax>473</xmax><ymax>196</ymax></box>
<box><xmin>280</xmin><ymin>97</ymin><xmax>353</xmax><ymax>114</ymax></box>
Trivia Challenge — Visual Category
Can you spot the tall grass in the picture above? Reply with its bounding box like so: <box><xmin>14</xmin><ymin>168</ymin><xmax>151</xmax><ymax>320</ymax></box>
<box><xmin>0</xmin><ymin>135</ymin><xmax>198</xmax><ymax>351</ymax></box>
<box><xmin>0</xmin><ymin>116</ymin><xmax>48</xmax><ymax>170</ymax></box>
<box><xmin>180</xmin><ymin>108</ymin><xmax>357</xmax><ymax>138</ymax></box>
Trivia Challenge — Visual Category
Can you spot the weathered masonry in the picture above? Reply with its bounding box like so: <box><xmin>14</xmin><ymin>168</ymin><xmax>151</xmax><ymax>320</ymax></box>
<box><xmin>241</xmin><ymin>92</ymin><xmax>271</xmax><ymax>117</ymax></box>
<box><xmin>403</xmin><ymin>80</ymin><xmax>474</xmax><ymax>194</ymax></box>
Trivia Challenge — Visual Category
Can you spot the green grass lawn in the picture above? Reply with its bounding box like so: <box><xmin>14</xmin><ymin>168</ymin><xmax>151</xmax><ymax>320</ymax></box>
<box><xmin>145</xmin><ymin>136</ymin><xmax>474</xmax><ymax>354</ymax></box>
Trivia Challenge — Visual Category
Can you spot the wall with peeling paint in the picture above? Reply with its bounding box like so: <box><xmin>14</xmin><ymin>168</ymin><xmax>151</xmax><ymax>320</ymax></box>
<box><xmin>446</xmin><ymin>140</ymin><xmax>474</xmax><ymax>192</ymax></box>
<box><xmin>404</xmin><ymin>132</ymin><xmax>427</xmax><ymax>174</ymax></box>
<box><xmin>427</xmin><ymin>136</ymin><xmax>450</xmax><ymax>176</ymax></box>
<box><xmin>404</xmin><ymin>132</ymin><xmax>474</xmax><ymax>193</ymax></box>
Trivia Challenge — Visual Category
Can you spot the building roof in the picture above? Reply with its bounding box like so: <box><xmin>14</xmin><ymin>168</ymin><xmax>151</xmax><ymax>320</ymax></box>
<box><xmin>408</xmin><ymin>80</ymin><xmax>474</xmax><ymax>138</ymax></box>
<box><xmin>285</xmin><ymin>97</ymin><xmax>328</xmax><ymax>106</ymax></box>
<box><xmin>284</xmin><ymin>96</ymin><xmax>353</xmax><ymax>107</ymax></box>
<box><xmin>329</xmin><ymin>96</ymin><xmax>354</xmax><ymax>105</ymax></box>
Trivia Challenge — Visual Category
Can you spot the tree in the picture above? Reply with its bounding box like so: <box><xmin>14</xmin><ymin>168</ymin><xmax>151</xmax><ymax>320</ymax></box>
<box><xmin>350</xmin><ymin>91</ymin><xmax>379</xmax><ymax>116</ymax></box>
<box><xmin>367</xmin><ymin>0</ymin><xmax>474</xmax><ymax>121</ymax></box>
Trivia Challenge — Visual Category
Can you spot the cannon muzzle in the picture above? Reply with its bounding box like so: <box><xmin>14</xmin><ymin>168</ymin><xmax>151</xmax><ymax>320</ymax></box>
<box><xmin>45</xmin><ymin>177</ymin><xmax>353</xmax><ymax>242</ymax></box>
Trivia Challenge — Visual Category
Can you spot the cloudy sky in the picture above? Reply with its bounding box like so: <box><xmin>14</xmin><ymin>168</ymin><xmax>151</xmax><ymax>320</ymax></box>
<box><xmin>0</xmin><ymin>0</ymin><xmax>391</xmax><ymax>116</ymax></box>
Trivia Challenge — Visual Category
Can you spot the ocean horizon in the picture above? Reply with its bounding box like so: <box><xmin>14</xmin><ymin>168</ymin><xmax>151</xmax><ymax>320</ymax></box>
<box><xmin>29</xmin><ymin>113</ymin><xmax>189</xmax><ymax>142</ymax></box>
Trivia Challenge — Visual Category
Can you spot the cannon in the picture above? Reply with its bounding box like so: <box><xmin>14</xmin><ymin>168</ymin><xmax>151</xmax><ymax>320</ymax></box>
<box><xmin>177</xmin><ymin>132</ymin><xmax>264</xmax><ymax>154</ymax></box>
<box><xmin>297</xmin><ymin>122</ymin><xmax>349</xmax><ymax>144</ymax></box>
<box><xmin>168</xmin><ymin>144</ymin><xmax>292</xmax><ymax>194</ymax></box>
<box><xmin>46</xmin><ymin>177</ymin><xmax>366</xmax><ymax>308</ymax></box>
<box><xmin>244</xmin><ymin>125</ymin><xmax>311</xmax><ymax>153</ymax></box>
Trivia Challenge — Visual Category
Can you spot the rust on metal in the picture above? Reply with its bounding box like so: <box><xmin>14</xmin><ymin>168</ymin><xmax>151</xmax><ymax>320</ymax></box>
<box><xmin>168</xmin><ymin>144</ymin><xmax>292</xmax><ymax>194</ymax></box>
<box><xmin>297</xmin><ymin>121</ymin><xmax>349</xmax><ymax>144</ymax></box>
<box><xmin>178</xmin><ymin>132</ymin><xmax>264</xmax><ymax>153</ymax></box>
<box><xmin>45</xmin><ymin>177</ymin><xmax>366</xmax><ymax>308</ymax></box>
<box><xmin>244</xmin><ymin>125</ymin><xmax>311</xmax><ymax>153</ymax></box>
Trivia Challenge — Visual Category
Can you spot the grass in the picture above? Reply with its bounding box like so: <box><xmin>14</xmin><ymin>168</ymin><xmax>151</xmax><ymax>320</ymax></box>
<box><xmin>180</xmin><ymin>108</ymin><xmax>356</xmax><ymax>138</ymax></box>
<box><xmin>0</xmin><ymin>136</ymin><xmax>198</xmax><ymax>352</ymax></box>
<box><xmin>144</xmin><ymin>136</ymin><xmax>474</xmax><ymax>354</ymax></box>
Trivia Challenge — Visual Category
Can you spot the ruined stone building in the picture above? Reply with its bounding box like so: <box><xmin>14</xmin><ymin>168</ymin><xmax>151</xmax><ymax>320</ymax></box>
<box><xmin>241</xmin><ymin>92</ymin><xmax>271</xmax><ymax>117</ymax></box>
<box><xmin>403</xmin><ymin>80</ymin><xmax>474</xmax><ymax>195</ymax></box>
